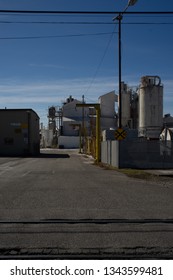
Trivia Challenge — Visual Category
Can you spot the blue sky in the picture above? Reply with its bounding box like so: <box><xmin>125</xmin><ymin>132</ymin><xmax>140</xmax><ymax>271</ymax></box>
<box><xmin>0</xmin><ymin>0</ymin><xmax>173</xmax><ymax>126</ymax></box>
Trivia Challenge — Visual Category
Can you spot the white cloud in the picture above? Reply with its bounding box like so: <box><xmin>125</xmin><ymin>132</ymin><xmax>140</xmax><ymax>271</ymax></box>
<box><xmin>0</xmin><ymin>76</ymin><xmax>117</xmax><ymax>124</ymax></box>
<box><xmin>0</xmin><ymin>76</ymin><xmax>117</xmax><ymax>101</ymax></box>
<box><xmin>0</xmin><ymin>75</ymin><xmax>172</xmax><ymax>125</ymax></box>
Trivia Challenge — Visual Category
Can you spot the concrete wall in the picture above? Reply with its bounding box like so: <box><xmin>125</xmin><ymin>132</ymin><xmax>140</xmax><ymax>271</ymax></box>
<box><xmin>100</xmin><ymin>117</ymin><xmax>116</xmax><ymax>131</ymax></box>
<box><xmin>62</xmin><ymin>118</ymin><xmax>80</xmax><ymax>136</ymax></box>
<box><xmin>99</xmin><ymin>91</ymin><xmax>117</xmax><ymax>118</ymax></box>
<box><xmin>0</xmin><ymin>109</ymin><xmax>40</xmax><ymax>156</ymax></box>
<box><xmin>101</xmin><ymin>139</ymin><xmax>173</xmax><ymax>169</ymax></box>
<box><xmin>58</xmin><ymin>136</ymin><xmax>80</xmax><ymax>149</ymax></box>
<box><xmin>98</xmin><ymin>91</ymin><xmax>117</xmax><ymax>130</ymax></box>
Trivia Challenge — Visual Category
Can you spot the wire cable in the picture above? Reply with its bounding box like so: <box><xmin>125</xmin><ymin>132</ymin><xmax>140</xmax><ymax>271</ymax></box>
<box><xmin>83</xmin><ymin>27</ymin><xmax>117</xmax><ymax>96</ymax></box>
<box><xmin>1</xmin><ymin>20</ymin><xmax>173</xmax><ymax>25</ymax></box>
<box><xmin>0</xmin><ymin>10</ymin><xmax>173</xmax><ymax>14</ymax></box>
<box><xmin>0</xmin><ymin>20</ymin><xmax>114</xmax><ymax>25</ymax></box>
<box><xmin>0</xmin><ymin>31</ymin><xmax>117</xmax><ymax>40</ymax></box>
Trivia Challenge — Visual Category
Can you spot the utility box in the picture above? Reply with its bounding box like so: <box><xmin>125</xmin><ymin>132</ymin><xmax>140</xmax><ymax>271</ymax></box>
<box><xmin>0</xmin><ymin>109</ymin><xmax>40</xmax><ymax>156</ymax></box>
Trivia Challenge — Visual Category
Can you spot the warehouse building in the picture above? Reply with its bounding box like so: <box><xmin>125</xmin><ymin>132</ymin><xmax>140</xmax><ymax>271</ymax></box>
<box><xmin>0</xmin><ymin>109</ymin><xmax>40</xmax><ymax>156</ymax></box>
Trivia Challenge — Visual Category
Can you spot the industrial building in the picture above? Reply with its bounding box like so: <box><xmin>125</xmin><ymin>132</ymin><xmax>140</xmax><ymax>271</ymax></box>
<box><xmin>99</xmin><ymin>91</ymin><xmax>118</xmax><ymax>131</ymax></box>
<box><xmin>58</xmin><ymin>96</ymin><xmax>90</xmax><ymax>148</ymax></box>
<box><xmin>42</xmin><ymin>75</ymin><xmax>173</xmax><ymax>168</ymax></box>
<box><xmin>44</xmin><ymin>93</ymin><xmax>118</xmax><ymax>149</ymax></box>
<box><xmin>0</xmin><ymin>109</ymin><xmax>40</xmax><ymax>156</ymax></box>
<box><xmin>117</xmin><ymin>76</ymin><xmax>163</xmax><ymax>136</ymax></box>
<box><xmin>59</xmin><ymin>93</ymin><xmax>118</xmax><ymax>148</ymax></box>
<box><xmin>101</xmin><ymin>75</ymin><xmax>173</xmax><ymax>169</ymax></box>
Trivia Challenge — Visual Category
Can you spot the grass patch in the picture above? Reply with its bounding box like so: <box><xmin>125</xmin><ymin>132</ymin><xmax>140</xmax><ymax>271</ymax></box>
<box><xmin>118</xmin><ymin>168</ymin><xmax>154</xmax><ymax>180</ymax></box>
<box><xmin>96</xmin><ymin>162</ymin><xmax>156</xmax><ymax>180</ymax></box>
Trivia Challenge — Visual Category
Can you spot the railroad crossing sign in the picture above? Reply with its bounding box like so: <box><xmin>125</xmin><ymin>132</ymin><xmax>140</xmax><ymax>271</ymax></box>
<box><xmin>115</xmin><ymin>128</ymin><xmax>127</xmax><ymax>140</ymax></box>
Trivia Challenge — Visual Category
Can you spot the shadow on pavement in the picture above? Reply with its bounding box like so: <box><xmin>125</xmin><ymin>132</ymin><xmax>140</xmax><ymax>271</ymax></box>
<box><xmin>37</xmin><ymin>153</ymin><xmax>70</xmax><ymax>159</ymax></box>
<box><xmin>0</xmin><ymin>153</ymin><xmax>70</xmax><ymax>159</ymax></box>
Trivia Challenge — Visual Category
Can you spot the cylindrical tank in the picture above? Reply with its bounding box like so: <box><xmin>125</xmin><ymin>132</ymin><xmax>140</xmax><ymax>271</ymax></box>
<box><xmin>48</xmin><ymin>106</ymin><xmax>56</xmax><ymax>118</ymax></box>
<box><xmin>138</xmin><ymin>76</ymin><xmax>163</xmax><ymax>139</ymax></box>
<box><xmin>121</xmin><ymin>82</ymin><xmax>131</xmax><ymax>127</ymax></box>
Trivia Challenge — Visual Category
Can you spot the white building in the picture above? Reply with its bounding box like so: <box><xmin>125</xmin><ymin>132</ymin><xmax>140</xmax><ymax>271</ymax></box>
<box><xmin>58</xmin><ymin>92</ymin><xmax>118</xmax><ymax>148</ymax></box>
<box><xmin>98</xmin><ymin>91</ymin><xmax>117</xmax><ymax>131</ymax></box>
<box><xmin>58</xmin><ymin>96</ymin><xmax>90</xmax><ymax>148</ymax></box>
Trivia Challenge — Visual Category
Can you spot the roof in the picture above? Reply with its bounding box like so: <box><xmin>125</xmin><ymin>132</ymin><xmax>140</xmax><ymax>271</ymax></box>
<box><xmin>0</xmin><ymin>108</ymin><xmax>40</xmax><ymax>118</ymax></box>
<box><xmin>98</xmin><ymin>91</ymin><xmax>118</xmax><ymax>102</ymax></box>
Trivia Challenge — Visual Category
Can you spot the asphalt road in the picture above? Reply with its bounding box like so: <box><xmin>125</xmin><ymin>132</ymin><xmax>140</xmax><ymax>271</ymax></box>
<box><xmin>0</xmin><ymin>148</ymin><xmax>173</xmax><ymax>259</ymax></box>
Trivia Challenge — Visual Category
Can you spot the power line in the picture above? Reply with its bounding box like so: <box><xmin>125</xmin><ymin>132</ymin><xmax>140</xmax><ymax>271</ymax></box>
<box><xmin>0</xmin><ymin>20</ymin><xmax>114</xmax><ymax>25</ymax></box>
<box><xmin>122</xmin><ymin>22</ymin><xmax>173</xmax><ymax>25</ymax></box>
<box><xmin>0</xmin><ymin>10</ymin><xmax>173</xmax><ymax>15</ymax></box>
<box><xmin>0</xmin><ymin>20</ymin><xmax>173</xmax><ymax>25</ymax></box>
<box><xmin>0</xmin><ymin>31</ymin><xmax>117</xmax><ymax>40</ymax></box>
<box><xmin>2</xmin><ymin>13</ymin><xmax>173</xmax><ymax>20</ymax></box>
<box><xmin>0</xmin><ymin>13</ymin><xmax>112</xmax><ymax>17</ymax></box>
<box><xmin>1</xmin><ymin>20</ymin><xmax>173</xmax><ymax>25</ymax></box>
<box><xmin>0</xmin><ymin>10</ymin><xmax>117</xmax><ymax>15</ymax></box>
<box><xmin>83</xmin><ymin>26</ymin><xmax>117</xmax><ymax>96</ymax></box>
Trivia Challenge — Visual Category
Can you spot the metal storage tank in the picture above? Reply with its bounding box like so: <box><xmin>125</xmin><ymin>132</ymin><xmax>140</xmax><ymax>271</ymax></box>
<box><xmin>121</xmin><ymin>82</ymin><xmax>131</xmax><ymax>127</ymax></box>
<box><xmin>138</xmin><ymin>76</ymin><xmax>163</xmax><ymax>139</ymax></box>
<box><xmin>48</xmin><ymin>106</ymin><xmax>56</xmax><ymax>118</ymax></box>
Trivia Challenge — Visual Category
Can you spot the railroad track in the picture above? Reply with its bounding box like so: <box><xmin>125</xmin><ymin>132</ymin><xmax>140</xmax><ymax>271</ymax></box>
<box><xmin>0</xmin><ymin>219</ymin><xmax>172</xmax><ymax>259</ymax></box>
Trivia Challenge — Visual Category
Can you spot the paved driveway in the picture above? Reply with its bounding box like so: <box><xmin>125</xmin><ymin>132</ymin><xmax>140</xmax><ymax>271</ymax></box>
<box><xmin>0</xmin><ymin>149</ymin><xmax>173</xmax><ymax>259</ymax></box>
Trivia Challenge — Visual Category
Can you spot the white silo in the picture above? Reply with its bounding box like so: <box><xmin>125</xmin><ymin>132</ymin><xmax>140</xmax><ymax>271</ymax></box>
<box><xmin>138</xmin><ymin>76</ymin><xmax>163</xmax><ymax>139</ymax></box>
<box><xmin>121</xmin><ymin>82</ymin><xmax>131</xmax><ymax>127</ymax></box>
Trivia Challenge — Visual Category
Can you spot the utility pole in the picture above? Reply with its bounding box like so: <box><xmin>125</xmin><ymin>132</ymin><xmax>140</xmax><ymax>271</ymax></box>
<box><xmin>82</xmin><ymin>95</ymin><xmax>85</xmax><ymax>152</ymax></box>
<box><xmin>117</xmin><ymin>14</ymin><xmax>122</xmax><ymax>128</ymax></box>
<box><xmin>113</xmin><ymin>0</ymin><xmax>138</xmax><ymax>129</ymax></box>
